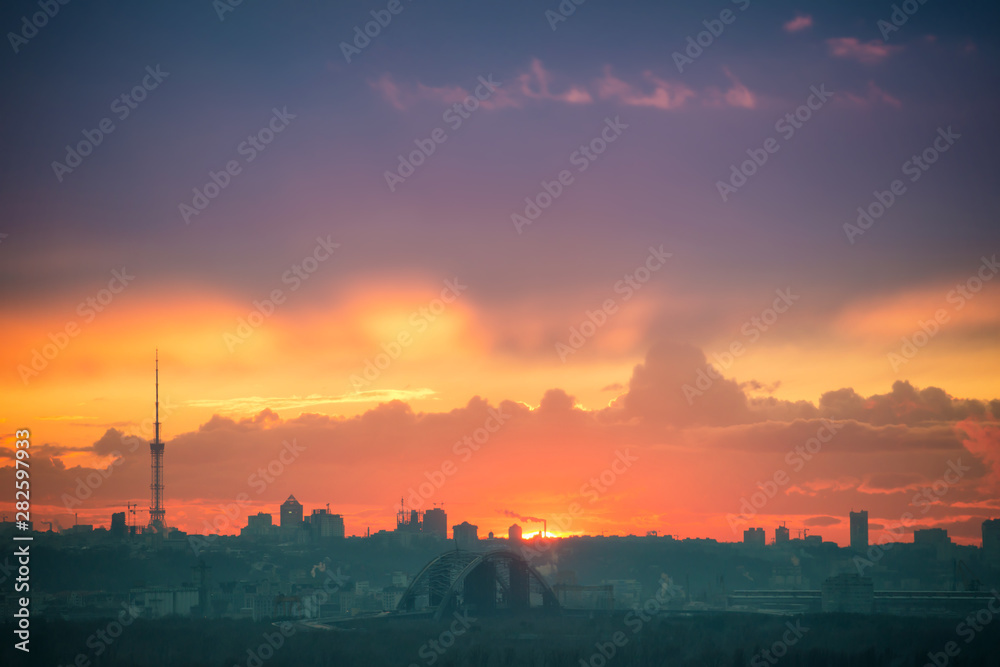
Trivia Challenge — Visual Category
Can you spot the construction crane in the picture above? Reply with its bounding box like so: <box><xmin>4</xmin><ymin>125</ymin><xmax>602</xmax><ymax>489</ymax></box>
<box><xmin>127</xmin><ymin>501</ymin><xmax>140</xmax><ymax>536</ymax></box>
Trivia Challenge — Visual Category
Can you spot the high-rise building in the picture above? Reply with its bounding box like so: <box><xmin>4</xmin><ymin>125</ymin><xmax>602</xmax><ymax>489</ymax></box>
<box><xmin>422</xmin><ymin>507</ymin><xmax>447</xmax><ymax>539</ymax></box>
<box><xmin>983</xmin><ymin>518</ymin><xmax>1000</xmax><ymax>567</ymax></box>
<box><xmin>111</xmin><ymin>512</ymin><xmax>127</xmax><ymax>538</ymax></box>
<box><xmin>914</xmin><ymin>528</ymin><xmax>949</xmax><ymax>545</ymax></box>
<box><xmin>743</xmin><ymin>527</ymin><xmax>765</xmax><ymax>547</ymax></box>
<box><xmin>453</xmin><ymin>521</ymin><xmax>478</xmax><ymax>546</ymax></box>
<box><xmin>775</xmin><ymin>523</ymin><xmax>789</xmax><ymax>544</ymax></box>
<box><xmin>242</xmin><ymin>512</ymin><xmax>275</xmax><ymax>539</ymax></box>
<box><xmin>395</xmin><ymin>498</ymin><xmax>421</xmax><ymax>533</ymax></box>
<box><xmin>509</xmin><ymin>524</ymin><xmax>523</xmax><ymax>542</ymax></box>
<box><xmin>280</xmin><ymin>495</ymin><xmax>303</xmax><ymax>529</ymax></box>
<box><xmin>850</xmin><ymin>510</ymin><xmax>869</xmax><ymax>551</ymax></box>
<box><xmin>309</xmin><ymin>508</ymin><xmax>345</xmax><ymax>539</ymax></box>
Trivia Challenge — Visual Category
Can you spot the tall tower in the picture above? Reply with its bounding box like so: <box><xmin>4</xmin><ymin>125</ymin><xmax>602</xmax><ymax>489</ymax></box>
<box><xmin>149</xmin><ymin>351</ymin><xmax>166</xmax><ymax>532</ymax></box>
<box><xmin>850</xmin><ymin>510</ymin><xmax>868</xmax><ymax>551</ymax></box>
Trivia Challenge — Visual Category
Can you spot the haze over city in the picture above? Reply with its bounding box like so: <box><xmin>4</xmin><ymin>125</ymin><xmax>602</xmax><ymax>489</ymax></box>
<box><xmin>1</xmin><ymin>1</ymin><xmax>999</xmax><ymax>665</ymax></box>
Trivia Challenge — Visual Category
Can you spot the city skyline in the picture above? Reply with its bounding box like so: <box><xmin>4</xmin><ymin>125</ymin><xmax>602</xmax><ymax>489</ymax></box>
<box><xmin>28</xmin><ymin>346</ymin><xmax>999</xmax><ymax>548</ymax></box>
<box><xmin>3</xmin><ymin>1</ymin><xmax>1000</xmax><ymax>664</ymax></box>
<box><xmin>2</xmin><ymin>1</ymin><xmax>999</xmax><ymax>549</ymax></box>
<box><xmin>6</xmin><ymin>341</ymin><xmax>1000</xmax><ymax>545</ymax></box>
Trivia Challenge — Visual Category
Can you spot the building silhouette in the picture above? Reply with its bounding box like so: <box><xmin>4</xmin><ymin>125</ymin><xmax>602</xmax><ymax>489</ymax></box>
<box><xmin>509</xmin><ymin>523</ymin><xmax>523</xmax><ymax>542</ymax></box>
<box><xmin>914</xmin><ymin>528</ymin><xmax>949</xmax><ymax>545</ymax></box>
<box><xmin>423</xmin><ymin>507</ymin><xmax>447</xmax><ymax>539</ymax></box>
<box><xmin>242</xmin><ymin>512</ymin><xmax>275</xmax><ymax>539</ymax></box>
<box><xmin>453</xmin><ymin>521</ymin><xmax>478</xmax><ymax>546</ymax></box>
<box><xmin>280</xmin><ymin>495</ymin><xmax>303</xmax><ymax>529</ymax></box>
<box><xmin>984</xmin><ymin>518</ymin><xmax>1000</xmax><ymax>567</ymax></box>
<box><xmin>850</xmin><ymin>510</ymin><xmax>869</xmax><ymax>551</ymax></box>
<box><xmin>396</xmin><ymin>498</ymin><xmax>421</xmax><ymax>533</ymax></box>
<box><xmin>775</xmin><ymin>523</ymin><xmax>789</xmax><ymax>544</ymax></box>
<box><xmin>309</xmin><ymin>508</ymin><xmax>345</xmax><ymax>539</ymax></box>
<box><xmin>111</xmin><ymin>512</ymin><xmax>126</xmax><ymax>538</ymax></box>
<box><xmin>743</xmin><ymin>527</ymin><xmax>765</xmax><ymax>547</ymax></box>
<box><xmin>913</xmin><ymin>527</ymin><xmax>951</xmax><ymax>558</ymax></box>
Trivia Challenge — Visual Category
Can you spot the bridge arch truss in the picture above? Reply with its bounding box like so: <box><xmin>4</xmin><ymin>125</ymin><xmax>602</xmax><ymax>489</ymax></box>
<box><xmin>397</xmin><ymin>548</ymin><xmax>559</xmax><ymax>620</ymax></box>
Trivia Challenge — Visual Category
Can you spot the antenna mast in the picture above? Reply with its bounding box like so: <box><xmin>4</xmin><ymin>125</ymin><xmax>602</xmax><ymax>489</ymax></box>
<box><xmin>155</xmin><ymin>350</ymin><xmax>160</xmax><ymax>445</ymax></box>
<box><xmin>149</xmin><ymin>350</ymin><xmax>166</xmax><ymax>531</ymax></box>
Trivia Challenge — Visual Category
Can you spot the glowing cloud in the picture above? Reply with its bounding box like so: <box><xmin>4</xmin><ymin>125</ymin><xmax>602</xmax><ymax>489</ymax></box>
<box><xmin>827</xmin><ymin>37</ymin><xmax>903</xmax><ymax>64</ymax></box>
<box><xmin>783</xmin><ymin>15</ymin><xmax>813</xmax><ymax>33</ymax></box>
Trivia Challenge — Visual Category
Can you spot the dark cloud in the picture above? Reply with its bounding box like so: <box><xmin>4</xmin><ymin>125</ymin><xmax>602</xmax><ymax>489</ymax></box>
<box><xmin>605</xmin><ymin>342</ymin><xmax>752</xmax><ymax>427</ymax></box>
<box><xmin>3</xmin><ymin>343</ymin><xmax>998</xmax><ymax>544</ymax></box>
<box><xmin>803</xmin><ymin>516</ymin><xmax>841</xmax><ymax>527</ymax></box>
<box><xmin>818</xmin><ymin>382</ymin><xmax>992</xmax><ymax>426</ymax></box>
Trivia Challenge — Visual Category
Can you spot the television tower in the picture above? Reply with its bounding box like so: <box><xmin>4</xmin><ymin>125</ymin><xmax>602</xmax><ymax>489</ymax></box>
<box><xmin>149</xmin><ymin>351</ymin><xmax>165</xmax><ymax>532</ymax></box>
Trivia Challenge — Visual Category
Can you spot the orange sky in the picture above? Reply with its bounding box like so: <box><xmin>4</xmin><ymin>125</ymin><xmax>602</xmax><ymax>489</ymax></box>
<box><xmin>2</xmin><ymin>274</ymin><xmax>999</xmax><ymax>546</ymax></box>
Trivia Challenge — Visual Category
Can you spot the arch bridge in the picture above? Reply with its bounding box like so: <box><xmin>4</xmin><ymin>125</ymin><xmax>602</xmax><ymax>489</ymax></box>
<box><xmin>397</xmin><ymin>548</ymin><xmax>559</xmax><ymax>620</ymax></box>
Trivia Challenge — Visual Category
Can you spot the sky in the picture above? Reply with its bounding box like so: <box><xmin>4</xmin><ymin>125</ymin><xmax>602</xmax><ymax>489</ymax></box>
<box><xmin>1</xmin><ymin>0</ymin><xmax>998</xmax><ymax>545</ymax></box>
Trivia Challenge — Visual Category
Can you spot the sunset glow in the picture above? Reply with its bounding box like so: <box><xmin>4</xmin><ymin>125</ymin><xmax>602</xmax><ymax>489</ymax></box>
<box><xmin>2</xmin><ymin>0</ymin><xmax>998</xmax><ymax>553</ymax></box>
